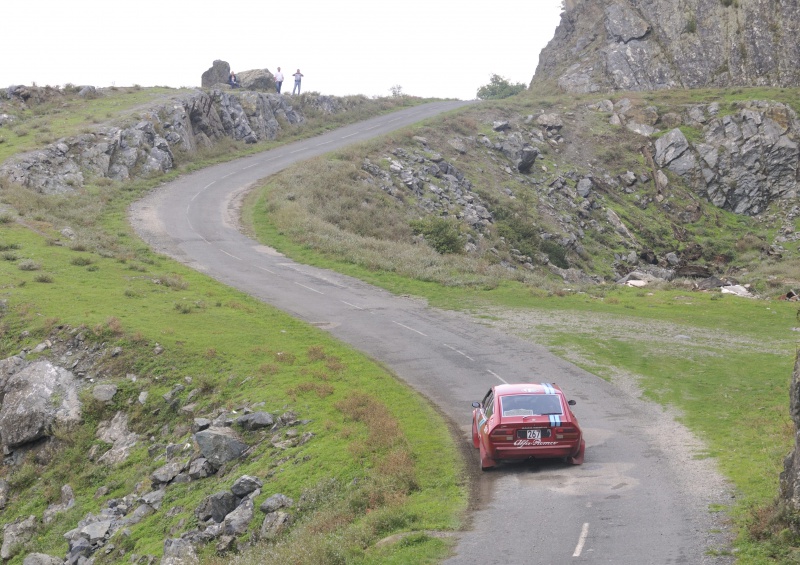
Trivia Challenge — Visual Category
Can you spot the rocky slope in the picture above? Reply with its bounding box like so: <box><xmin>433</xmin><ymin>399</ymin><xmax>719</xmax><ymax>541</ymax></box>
<box><xmin>0</xmin><ymin>85</ymin><xmax>363</xmax><ymax>195</ymax></box>
<box><xmin>533</xmin><ymin>0</ymin><xmax>800</xmax><ymax>93</ymax></box>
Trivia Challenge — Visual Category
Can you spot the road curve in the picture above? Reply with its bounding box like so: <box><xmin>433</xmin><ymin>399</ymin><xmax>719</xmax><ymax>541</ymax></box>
<box><xmin>129</xmin><ymin>101</ymin><xmax>733</xmax><ymax>564</ymax></box>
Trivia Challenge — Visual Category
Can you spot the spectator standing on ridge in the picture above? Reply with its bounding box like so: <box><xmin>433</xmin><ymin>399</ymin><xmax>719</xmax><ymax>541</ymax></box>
<box><xmin>228</xmin><ymin>72</ymin><xmax>239</xmax><ymax>88</ymax></box>
<box><xmin>274</xmin><ymin>67</ymin><xmax>284</xmax><ymax>93</ymax></box>
<box><xmin>292</xmin><ymin>69</ymin><xmax>304</xmax><ymax>94</ymax></box>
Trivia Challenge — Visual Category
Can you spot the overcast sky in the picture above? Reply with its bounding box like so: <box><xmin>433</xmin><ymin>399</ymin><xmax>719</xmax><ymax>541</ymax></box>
<box><xmin>4</xmin><ymin>0</ymin><xmax>564</xmax><ymax>100</ymax></box>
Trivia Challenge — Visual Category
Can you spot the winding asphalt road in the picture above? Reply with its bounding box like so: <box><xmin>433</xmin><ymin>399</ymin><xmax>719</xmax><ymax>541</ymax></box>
<box><xmin>129</xmin><ymin>101</ymin><xmax>733</xmax><ymax>564</ymax></box>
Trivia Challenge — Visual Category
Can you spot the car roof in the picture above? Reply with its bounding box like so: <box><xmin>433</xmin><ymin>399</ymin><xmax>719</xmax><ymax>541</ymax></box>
<box><xmin>493</xmin><ymin>383</ymin><xmax>564</xmax><ymax>396</ymax></box>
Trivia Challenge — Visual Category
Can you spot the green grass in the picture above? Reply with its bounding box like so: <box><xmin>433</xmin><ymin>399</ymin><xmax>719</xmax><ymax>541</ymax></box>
<box><xmin>0</xmin><ymin>219</ymin><xmax>466</xmax><ymax>564</ymax></box>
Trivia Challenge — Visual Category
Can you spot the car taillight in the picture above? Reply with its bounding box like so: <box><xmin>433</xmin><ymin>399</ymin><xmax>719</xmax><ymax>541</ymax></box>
<box><xmin>555</xmin><ymin>425</ymin><xmax>580</xmax><ymax>440</ymax></box>
<box><xmin>490</xmin><ymin>428</ymin><xmax>514</xmax><ymax>441</ymax></box>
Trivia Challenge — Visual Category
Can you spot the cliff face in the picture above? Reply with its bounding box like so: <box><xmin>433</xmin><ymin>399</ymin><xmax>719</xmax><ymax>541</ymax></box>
<box><xmin>532</xmin><ymin>0</ymin><xmax>800</xmax><ymax>93</ymax></box>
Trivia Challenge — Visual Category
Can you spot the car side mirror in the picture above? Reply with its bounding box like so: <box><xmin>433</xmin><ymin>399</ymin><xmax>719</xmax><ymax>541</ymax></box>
<box><xmin>568</xmin><ymin>399</ymin><xmax>576</xmax><ymax>406</ymax></box>
<box><xmin>472</xmin><ymin>401</ymin><xmax>481</xmax><ymax>408</ymax></box>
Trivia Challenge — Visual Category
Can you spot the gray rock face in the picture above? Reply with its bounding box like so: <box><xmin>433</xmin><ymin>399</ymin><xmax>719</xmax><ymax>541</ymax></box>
<box><xmin>649</xmin><ymin>101</ymin><xmax>799</xmax><ymax>216</ymax></box>
<box><xmin>230</xmin><ymin>475</ymin><xmax>262</xmax><ymax>497</ymax></box>
<box><xmin>151</xmin><ymin>459</ymin><xmax>188</xmax><ymax>486</ymax></box>
<box><xmin>196</xmin><ymin>492</ymin><xmax>237</xmax><ymax>523</ymax></box>
<box><xmin>161</xmin><ymin>538</ymin><xmax>199</xmax><ymax>565</ymax></box>
<box><xmin>0</xmin><ymin>360</ymin><xmax>80</xmax><ymax>449</ymax></box>
<box><xmin>92</xmin><ymin>384</ymin><xmax>117</xmax><ymax>402</ymax></box>
<box><xmin>235</xmin><ymin>411</ymin><xmax>274</xmax><ymax>431</ymax></box>
<box><xmin>96</xmin><ymin>411</ymin><xmax>138</xmax><ymax>466</ymax></box>
<box><xmin>260</xmin><ymin>511</ymin><xmax>291</xmax><ymax>540</ymax></box>
<box><xmin>0</xmin><ymin>89</ymin><xmax>304</xmax><ymax>195</ymax></box>
<box><xmin>259</xmin><ymin>493</ymin><xmax>293</xmax><ymax>514</ymax></box>
<box><xmin>23</xmin><ymin>554</ymin><xmax>63</xmax><ymax>565</ymax></box>
<box><xmin>222</xmin><ymin>497</ymin><xmax>254</xmax><ymax>535</ymax></box>
<box><xmin>201</xmin><ymin>60</ymin><xmax>230</xmax><ymax>88</ymax></box>
<box><xmin>1</xmin><ymin>515</ymin><xmax>37</xmax><ymax>560</ymax></box>
<box><xmin>194</xmin><ymin>428</ymin><xmax>248</xmax><ymax>468</ymax></box>
<box><xmin>534</xmin><ymin>0</ymin><xmax>800</xmax><ymax>93</ymax></box>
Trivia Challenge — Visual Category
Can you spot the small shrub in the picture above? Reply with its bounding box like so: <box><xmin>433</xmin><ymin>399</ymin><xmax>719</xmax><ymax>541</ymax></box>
<box><xmin>0</xmin><ymin>213</ymin><xmax>14</xmax><ymax>224</ymax></box>
<box><xmin>18</xmin><ymin>259</ymin><xmax>41</xmax><ymax>271</ymax></box>
<box><xmin>307</xmin><ymin>345</ymin><xmax>327</xmax><ymax>361</ymax></box>
<box><xmin>274</xmin><ymin>351</ymin><xmax>296</xmax><ymax>364</ymax></box>
<box><xmin>34</xmin><ymin>273</ymin><xmax>54</xmax><ymax>283</ymax></box>
<box><xmin>174</xmin><ymin>302</ymin><xmax>193</xmax><ymax>314</ymax></box>
<box><xmin>287</xmin><ymin>382</ymin><xmax>335</xmax><ymax>399</ymax></box>
<box><xmin>259</xmin><ymin>363</ymin><xmax>279</xmax><ymax>375</ymax></box>
<box><xmin>93</xmin><ymin>316</ymin><xmax>123</xmax><ymax>337</ymax></box>
<box><xmin>70</xmin><ymin>256</ymin><xmax>93</xmax><ymax>266</ymax></box>
<box><xmin>158</xmin><ymin>274</ymin><xmax>189</xmax><ymax>290</ymax></box>
<box><xmin>2</xmin><ymin>252</ymin><xmax>18</xmax><ymax>261</ymax></box>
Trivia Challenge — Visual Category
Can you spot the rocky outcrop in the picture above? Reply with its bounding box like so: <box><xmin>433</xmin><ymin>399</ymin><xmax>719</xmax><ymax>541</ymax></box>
<box><xmin>649</xmin><ymin>100</ymin><xmax>800</xmax><ymax>216</ymax></box>
<box><xmin>0</xmin><ymin>88</ymin><xmax>304</xmax><ymax>195</ymax></box>
<box><xmin>533</xmin><ymin>0</ymin><xmax>800</xmax><ymax>93</ymax></box>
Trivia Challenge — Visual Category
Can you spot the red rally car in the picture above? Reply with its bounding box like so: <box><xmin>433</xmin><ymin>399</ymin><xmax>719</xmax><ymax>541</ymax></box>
<box><xmin>472</xmin><ymin>383</ymin><xmax>585</xmax><ymax>470</ymax></box>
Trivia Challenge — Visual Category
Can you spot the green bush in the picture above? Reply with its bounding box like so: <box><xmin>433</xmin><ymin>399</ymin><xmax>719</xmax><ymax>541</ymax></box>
<box><xmin>409</xmin><ymin>217</ymin><xmax>462</xmax><ymax>254</ymax></box>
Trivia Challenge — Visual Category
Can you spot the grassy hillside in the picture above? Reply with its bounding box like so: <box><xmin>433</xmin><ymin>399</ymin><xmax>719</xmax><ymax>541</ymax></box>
<box><xmin>0</xmin><ymin>88</ymin><xmax>465</xmax><ymax>564</ymax></box>
<box><xmin>240</xmin><ymin>87</ymin><xmax>800</xmax><ymax>563</ymax></box>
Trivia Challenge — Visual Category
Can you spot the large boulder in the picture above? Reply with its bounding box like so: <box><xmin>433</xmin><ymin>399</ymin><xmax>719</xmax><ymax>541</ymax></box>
<box><xmin>201</xmin><ymin>60</ymin><xmax>231</xmax><ymax>88</ymax></box>
<box><xmin>161</xmin><ymin>538</ymin><xmax>199</xmax><ymax>565</ymax></box>
<box><xmin>196</xmin><ymin>491</ymin><xmax>237</xmax><ymax>523</ymax></box>
<box><xmin>237</xmin><ymin>69</ymin><xmax>275</xmax><ymax>91</ymax></box>
<box><xmin>0</xmin><ymin>360</ymin><xmax>80</xmax><ymax>449</ymax></box>
<box><xmin>1</xmin><ymin>515</ymin><xmax>37</xmax><ymax>560</ymax></box>
<box><xmin>194</xmin><ymin>428</ymin><xmax>248</xmax><ymax>469</ymax></box>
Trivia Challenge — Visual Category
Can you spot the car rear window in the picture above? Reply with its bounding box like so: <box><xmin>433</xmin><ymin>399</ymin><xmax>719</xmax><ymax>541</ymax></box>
<box><xmin>501</xmin><ymin>394</ymin><xmax>562</xmax><ymax>416</ymax></box>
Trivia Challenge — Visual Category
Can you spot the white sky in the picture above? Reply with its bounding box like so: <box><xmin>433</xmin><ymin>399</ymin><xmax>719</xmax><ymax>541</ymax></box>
<box><xmin>3</xmin><ymin>0</ymin><xmax>564</xmax><ymax>100</ymax></box>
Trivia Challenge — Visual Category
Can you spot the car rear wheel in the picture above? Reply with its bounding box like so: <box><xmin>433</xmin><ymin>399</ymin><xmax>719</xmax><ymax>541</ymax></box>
<box><xmin>567</xmin><ymin>439</ymin><xmax>585</xmax><ymax>466</ymax></box>
<box><xmin>479</xmin><ymin>442</ymin><xmax>496</xmax><ymax>471</ymax></box>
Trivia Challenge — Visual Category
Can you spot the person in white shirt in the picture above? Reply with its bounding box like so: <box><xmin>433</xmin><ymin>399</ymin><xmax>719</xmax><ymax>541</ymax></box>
<box><xmin>292</xmin><ymin>69</ymin><xmax>304</xmax><ymax>94</ymax></box>
<box><xmin>274</xmin><ymin>67</ymin><xmax>284</xmax><ymax>93</ymax></box>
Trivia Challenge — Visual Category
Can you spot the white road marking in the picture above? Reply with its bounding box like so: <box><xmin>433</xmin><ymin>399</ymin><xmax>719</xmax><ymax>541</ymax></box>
<box><xmin>487</xmin><ymin>370</ymin><xmax>507</xmax><ymax>384</ymax></box>
<box><xmin>294</xmin><ymin>282</ymin><xmax>323</xmax><ymax>294</ymax></box>
<box><xmin>443</xmin><ymin>343</ymin><xmax>474</xmax><ymax>361</ymax></box>
<box><xmin>340</xmin><ymin>301</ymin><xmax>364</xmax><ymax>310</ymax></box>
<box><xmin>392</xmin><ymin>321</ymin><xmax>427</xmax><ymax>336</ymax></box>
<box><xmin>242</xmin><ymin>163</ymin><xmax>258</xmax><ymax>169</ymax></box>
<box><xmin>341</xmin><ymin>133</ymin><xmax>357</xmax><ymax>139</ymax></box>
<box><xmin>220</xmin><ymin>249</ymin><xmax>241</xmax><ymax>260</ymax></box>
<box><xmin>573</xmin><ymin>523</ymin><xmax>589</xmax><ymax>557</ymax></box>
<box><xmin>257</xmin><ymin>266</ymin><xmax>276</xmax><ymax>274</ymax></box>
